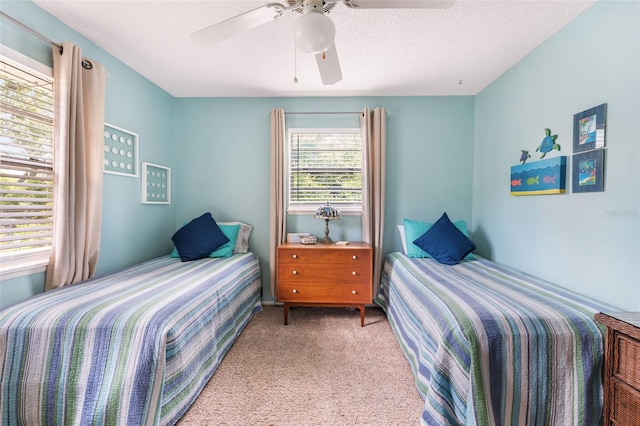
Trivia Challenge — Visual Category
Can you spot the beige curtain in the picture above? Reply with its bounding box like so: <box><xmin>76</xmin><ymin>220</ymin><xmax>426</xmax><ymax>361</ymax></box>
<box><xmin>361</xmin><ymin>108</ymin><xmax>386</xmax><ymax>299</ymax></box>
<box><xmin>46</xmin><ymin>42</ymin><xmax>106</xmax><ymax>291</ymax></box>
<box><xmin>269</xmin><ymin>108</ymin><xmax>287</xmax><ymax>298</ymax></box>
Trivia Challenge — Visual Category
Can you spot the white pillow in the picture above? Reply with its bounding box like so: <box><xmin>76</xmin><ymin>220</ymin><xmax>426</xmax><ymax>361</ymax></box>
<box><xmin>397</xmin><ymin>225</ymin><xmax>408</xmax><ymax>255</ymax></box>
<box><xmin>219</xmin><ymin>222</ymin><xmax>252</xmax><ymax>253</ymax></box>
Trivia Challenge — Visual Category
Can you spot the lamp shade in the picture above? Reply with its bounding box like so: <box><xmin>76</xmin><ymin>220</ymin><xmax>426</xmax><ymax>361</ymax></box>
<box><xmin>293</xmin><ymin>11</ymin><xmax>335</xmax><ymax>54</ymax></box>
<box><xmin>314</xmin><ymin>202</ymin><xmax>342</xmax><ymax>220</ymax></box>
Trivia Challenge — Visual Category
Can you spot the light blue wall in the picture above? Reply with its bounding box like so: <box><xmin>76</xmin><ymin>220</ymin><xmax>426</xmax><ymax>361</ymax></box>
<box><xmin>0</xmin><ymin>1</ymin><xmax>177</xmax><ymax>306</ymax></box>
<box><xmin>472</xmin><ymin>1</ymin><xmax>640</xmax><ymax>311</ymax></box>
<box><xmin>172</xmin><ymin>96</ymin><xmax>475</xmax><ymax>300</ymax></box>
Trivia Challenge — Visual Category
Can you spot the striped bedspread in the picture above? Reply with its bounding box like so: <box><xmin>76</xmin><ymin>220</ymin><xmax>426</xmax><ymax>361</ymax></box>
<box><xmin>0</xmin><ymin>253</ymin><xmax>262</xmax><ymax>425</ymax></box>
<box><xmin>376</xmin><ymin>252</ymin><xmax>614</xmax><ymax>426</ymax></box>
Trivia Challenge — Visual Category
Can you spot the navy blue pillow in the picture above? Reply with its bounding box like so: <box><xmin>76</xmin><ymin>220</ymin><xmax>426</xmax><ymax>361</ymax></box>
<box><xmin>413</xmin><ymin>212</ymin><xmax>476</xmax><ymax>265</ymax></box>
<box><xmin>171</xmin><ymin>213</ymin><xmax>229</xmax><ymax>262</ymax></box>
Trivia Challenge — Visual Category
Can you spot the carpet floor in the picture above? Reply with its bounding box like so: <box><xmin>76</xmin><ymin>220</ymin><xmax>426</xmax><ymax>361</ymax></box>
<box><xmin>178</xmin><ymin>305</ymin><xmax>423</xmax><ymax>425</ymax></box>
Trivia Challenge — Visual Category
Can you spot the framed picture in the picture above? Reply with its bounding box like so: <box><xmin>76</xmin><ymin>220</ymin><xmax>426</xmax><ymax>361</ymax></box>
<box><xmin>142</xmin><ymin>162</ymin><xmax>171</xmax><ymax>204</ymax></box>
<box><xmin>510</xmin><ymin>156</ymin><xmax>567</xmax><ymax>196</ymax></box>
<box><xmin>103</xmin><ymin>123</ymin><xmax>138</xmax><ymax>177</ymax></box>
<box><xmin>572</xmin><ymin>149</ymin><xmax>604</xmax><ymax>193</ymax></box>
<box><xmin>573</xmin><ymin>103</ymin><xmax>606</xmax><ymax>153</ymax></box>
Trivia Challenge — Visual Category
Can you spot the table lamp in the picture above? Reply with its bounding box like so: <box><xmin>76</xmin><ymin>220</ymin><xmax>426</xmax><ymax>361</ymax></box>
<box><xmin>313</xmin><ymin>202</ymin><xmax>341</xmax><ymax>244</ymax></box>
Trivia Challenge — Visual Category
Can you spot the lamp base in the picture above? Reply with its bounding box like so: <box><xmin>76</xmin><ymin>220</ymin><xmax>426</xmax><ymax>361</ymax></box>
<box><xmin>322</xmin><ymin>218</ymin><xmax>333</xmax><ymax>244</ymax></box>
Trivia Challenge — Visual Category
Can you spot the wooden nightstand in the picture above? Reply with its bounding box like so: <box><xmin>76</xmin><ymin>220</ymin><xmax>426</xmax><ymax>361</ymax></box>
<box><xmin>594</xmin><ymin>312</ymin><xmax>640</xmax><ymax>426</ymax></box>
<box><xmin>276</xmin><ymin>242</ymin><xmax>372</xmax><ymax>327</ymax></box>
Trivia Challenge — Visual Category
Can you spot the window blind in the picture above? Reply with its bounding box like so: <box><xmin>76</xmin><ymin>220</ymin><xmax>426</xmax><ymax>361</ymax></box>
<box><xmin>289</xmin><ymin>131</ymin><xmax>362</xmax><ymax>210</ymax></box>
<box><xmin>0</xmin><ymin>57</ymin><xmax>54</xmax><ymax>256</ymax></box>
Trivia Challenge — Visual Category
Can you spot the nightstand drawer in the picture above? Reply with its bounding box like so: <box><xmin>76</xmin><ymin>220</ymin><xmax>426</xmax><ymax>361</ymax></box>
<box><xmin>614</xmin><ymin>333</ymin><xmax>640</xmax><ymax>389</ymax></box>
<box><xmin>278</xmin><ymin>248</ymin><xmax>370</xmax><ymax>265</ymax></box>
<box><xmin>277</xmin><ymin>263</ymin><xmax>371</xmax><ymax>284</ymax></box>
<box><xmin>277</xmin><ymin>282</ymin><xmax>370</xmax><ymax>304</ymax></box>
<box><xmin>611</xmin><ymin>378</ymin><xmax>640</xmax><ymax>425</ymax></box>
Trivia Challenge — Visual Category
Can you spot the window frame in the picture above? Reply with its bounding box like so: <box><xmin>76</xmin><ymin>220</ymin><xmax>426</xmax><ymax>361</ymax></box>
<box><xmin>0</xmin><ymin>45</ymin><xmax>53</xmax><ymax>280</ymax></box>
<box><xmin>286</xmin><ymin>127</ymin><xmax>364</xmax><ymax>216</ymax></box>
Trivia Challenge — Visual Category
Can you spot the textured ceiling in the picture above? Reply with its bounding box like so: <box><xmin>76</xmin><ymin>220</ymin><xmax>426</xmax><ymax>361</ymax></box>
<box><xmin>32</xmin><ymin>0</ymin><xmax>595</xmax><ymax>97</ymax></box>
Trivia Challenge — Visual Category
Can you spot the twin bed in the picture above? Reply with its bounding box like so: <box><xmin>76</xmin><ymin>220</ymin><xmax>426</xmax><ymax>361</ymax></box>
<box><xmin>0</xmin><ymin>252</ymin><xmax>262</xmax><ymax>425</ymax></box>
<box><xmin>376</xmin><ymin>251</ymin><xmax>613</xmax><ymax>426</ymax></box>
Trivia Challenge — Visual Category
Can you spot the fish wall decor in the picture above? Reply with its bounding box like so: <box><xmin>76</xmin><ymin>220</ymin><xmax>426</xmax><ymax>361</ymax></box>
<box><xmin>510</xmin><ymin>156</ymin><xmax>567</xmax><ymax>196</ymax></box>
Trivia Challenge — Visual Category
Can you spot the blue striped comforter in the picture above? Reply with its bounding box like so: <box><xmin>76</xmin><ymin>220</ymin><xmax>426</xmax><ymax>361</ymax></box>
<box><xmin>376</xmin><ymin>253</ymin><xmax>614</xmax><ymax>426</ymax></box>
<box><xmin>0</xmin><ymin>253</ymin><xmax>262</xmax><ymax>425</ymax></box>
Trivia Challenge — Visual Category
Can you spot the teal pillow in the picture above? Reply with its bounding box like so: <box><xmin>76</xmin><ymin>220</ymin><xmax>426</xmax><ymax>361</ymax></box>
<box><xmin>403</xmin><ymin>218</ymin><xmax>433</xmax><ymax>258</ymax></box>
<box><xmin>403</xmin><ymin>217</ymin><xmax>471</xmax><ymax>258</ymax></box>
<box><xmin>170</xmin><ymin>223</ymin><xmax>240</xmax><ymax>259</ymax></box>
<box><xmin>413</xmin><ymin>212</ymin><xmax>476</xmax><ymax>265</ymax></box>
<box><xmin>209</xmin><ymin>224</ymin><xmax>240</xmax><ymax>258</ymax></box>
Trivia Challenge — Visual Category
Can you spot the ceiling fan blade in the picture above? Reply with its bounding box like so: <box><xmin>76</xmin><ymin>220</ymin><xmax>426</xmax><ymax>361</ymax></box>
<box><xmin>345</xmin><ymin>0</ymin><xmax>454</xmax><ymax>9</ymax></box>
<box><xmin>314</xmin><ymin>44</ymin><xmax>342</xmax><ymax>85</ymax></box>
<box><xmin>190</xmin><ymin>3</ymin><xmax>287</xmax><ymax>46</ymax></box>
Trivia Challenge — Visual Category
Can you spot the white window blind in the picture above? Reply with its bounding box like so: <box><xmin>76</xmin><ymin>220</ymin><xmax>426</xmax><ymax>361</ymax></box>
<box><xmin>0</xmin><ymin>56</ymin><xmax>54</xmax><ymax>259</ymax></box>
<box><xmin>288</xmin><ymin>129</ymin><xmax>362</xmax><ymax>212</ymax></box>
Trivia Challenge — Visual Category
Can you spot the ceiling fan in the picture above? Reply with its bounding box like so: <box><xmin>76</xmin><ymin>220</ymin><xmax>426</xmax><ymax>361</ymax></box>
<box><xmin>190</xmin><ymin>0</ymin><xmax>455</xmax><ymax>85</ymax></box>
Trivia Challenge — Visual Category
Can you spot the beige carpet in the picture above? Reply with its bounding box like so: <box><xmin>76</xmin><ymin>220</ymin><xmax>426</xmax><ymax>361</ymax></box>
<box><xmin>178</xmin><ymin>306</ymin><xmax>424</xmax><ymax>426</ymax></box>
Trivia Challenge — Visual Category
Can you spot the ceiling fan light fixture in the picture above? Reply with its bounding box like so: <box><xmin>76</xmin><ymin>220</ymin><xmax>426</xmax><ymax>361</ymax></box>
<box><xmin>293</xmin><ymin>10</ymin><xmax>336</xmax><ymax>54</ymax></box>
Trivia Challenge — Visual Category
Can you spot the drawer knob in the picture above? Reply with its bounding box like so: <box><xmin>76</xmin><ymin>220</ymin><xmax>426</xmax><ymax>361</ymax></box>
<box><xmin>352</xmin><ymin>255</ymin><xmax>357</xmax><ymax>260</ymax></box>
<box><xmin>352</xmin><ymin>290</ymin><xmax>357</xmax><ymax>295</ymax></box>
<box><xmin>352</xmin><ymin>271</ymin><xmax>357</xmax><ymax>276</ymax></box>
<box><xmin>292</xmin><ymin>270</ymin><xmax>298</xmax><ymax>275</ymax></box>
<box><xmin>292</xmin><ymin>254</ymin><xmax>297</xmax><ymax>259</ymax></box>
<box><xmin>292</xmin><ymin>289</ymin><xmax>298</xmax><ymax>293</ymax></box>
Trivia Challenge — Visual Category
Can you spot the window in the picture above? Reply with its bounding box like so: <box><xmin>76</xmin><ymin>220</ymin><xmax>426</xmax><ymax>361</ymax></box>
<box><xmin>0</xmin><ymin>49</ymin><xmax>54</xmax><ymax>276</ymax></box>
<box><xmin>288</xmin><ymin>128</ymin><xmax>362</xmax><ymax>213</ymax></box>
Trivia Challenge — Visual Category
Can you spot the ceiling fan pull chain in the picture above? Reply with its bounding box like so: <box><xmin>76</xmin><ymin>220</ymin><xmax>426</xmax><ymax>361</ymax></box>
<box><xmin>293</xmin><ymin>45</ymin><xmax>299</xmax><ymax>83</ymax></box>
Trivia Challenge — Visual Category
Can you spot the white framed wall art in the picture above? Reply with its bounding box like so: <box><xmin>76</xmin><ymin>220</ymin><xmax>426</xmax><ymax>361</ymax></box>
<box><xmin>103</xmin><ymin>123</ymin><xmax>138</xmax><ymax>177</ymax></box>
<box><xmin>141</xmin><ymin>162</ymin><xmax>171</xmax><ymax>204</ymax></box>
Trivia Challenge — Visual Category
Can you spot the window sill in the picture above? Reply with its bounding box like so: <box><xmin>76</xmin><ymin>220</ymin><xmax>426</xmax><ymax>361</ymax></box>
<box><xmin>0</xmin><ymin>254</ymin><xmax>48</xmax><ymax>281</ymax></box>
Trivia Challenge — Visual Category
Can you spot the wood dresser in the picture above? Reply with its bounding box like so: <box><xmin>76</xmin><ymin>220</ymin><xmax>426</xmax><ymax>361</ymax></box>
<box><xmin>594</xmin><ymin>312</ymin><xmax>640</xmax><ymax>426</ymax></box>
<box><xmin>276</xmin><ymin>242</ymin><xmax>372</xmax><ymax>327</ymax></box>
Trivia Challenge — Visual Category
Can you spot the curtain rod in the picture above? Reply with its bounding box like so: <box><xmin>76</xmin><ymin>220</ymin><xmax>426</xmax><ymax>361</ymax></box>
<box><xmin>1</xmin><ymin>11</ymin><xmax>64</xmax><ymax>54</ymax></box>
<box><xmin>285</xmin><ymin>111</ymin><xmax>361</xmax><ymax>115</ymax></box>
